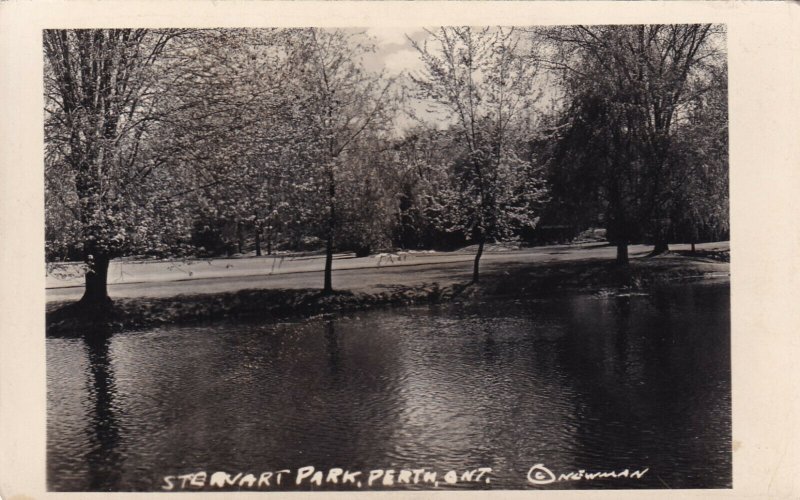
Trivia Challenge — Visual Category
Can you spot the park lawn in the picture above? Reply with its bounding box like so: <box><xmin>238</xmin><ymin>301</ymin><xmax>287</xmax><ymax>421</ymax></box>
<box><xmin>46</xmin><ymin>244</ymin><xmax>729</xmax><ymax>336</ymax></box>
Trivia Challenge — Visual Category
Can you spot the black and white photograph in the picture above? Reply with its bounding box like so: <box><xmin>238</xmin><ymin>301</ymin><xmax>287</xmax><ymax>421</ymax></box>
<box><xmin>41</xmin><ymin>24</ymin><xmax>732</xmax><ymax>492</ymax></box>
<box><xmin>1</xmin><ymin>1</ymin><xmax>798</xmax><ymax>498</ymax></box>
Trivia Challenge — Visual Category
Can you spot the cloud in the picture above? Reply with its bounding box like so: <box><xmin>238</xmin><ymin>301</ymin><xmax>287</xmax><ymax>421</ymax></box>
<box><xmin>365</xmin><ymin>27</ymin><xmax>416</xmax><ymax>47</ymax></box>
<box><xmin>360</xmin><ymin>27</ymin><xmax>429</xmax><ymax>77</ymax></box>
<box><xmin>383</xmin><ymin>48</ymin><xmax>425</xmax><ymax>76</ymax></box>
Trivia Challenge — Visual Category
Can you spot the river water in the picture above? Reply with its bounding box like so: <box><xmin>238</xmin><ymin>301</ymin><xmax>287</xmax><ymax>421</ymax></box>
<box><xmin>47</xmin><ymin>280</ymin><xmax>731</xmax><ymax>491</ymax></box>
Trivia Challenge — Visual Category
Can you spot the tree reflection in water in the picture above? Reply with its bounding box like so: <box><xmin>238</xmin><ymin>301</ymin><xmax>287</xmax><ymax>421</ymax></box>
<box><xmin>83</xmin><ymin>330</ymin><xmax>123</xmax><ymax>491</ymax></box>
<box><xmin>325</xmin><ymin>319</ymin><xmax>342</xmax><ymax>378</ymax></box>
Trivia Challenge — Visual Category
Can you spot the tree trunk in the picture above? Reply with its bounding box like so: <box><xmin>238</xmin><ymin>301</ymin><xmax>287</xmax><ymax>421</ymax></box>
<box><xmin>691</xmin><ymin>242</ymin><xmax>696</xmax><ymax>254</ymax></box>
<box><xmin>236</xmin><ymin>221</ymin><xmax>244</xmax><ymax>254</ymax></box>
<box><xmin>472</xmin><ymin>237</ymin><xmax>485</xmax><ymax>283</ymax></box>
<box><xmin>254</xmin><ymin>221</ymin><xmax>262</xmax><ymax>257</ymax></box>
<box><xmin>79</xmin><ymin>253</ymin><xmax>112</xmax><ymax>306</ymax></box>
<box><xmin>616</xmin><ymin>242</ymin><xmax>629</xmax><ymax>266</ymax></box>
<box><xmin>323</xmin><ymin>168</ymin><xmax>336</xmax><ymax>295</ymax></box>
<box><xmin>651</xmin><ymin>239</ymin><xmax>669</xmax><ymax>255</ymax></box>
<box><xmin>266</xmin><ymin>222</ymin><xmax>273</xmax><ymax>256</ymax></box>
<box><xmin>650</xmin><ymin>217</ymin><xmax>670</xmax><ymax>256</ymax></box>
<box><xmin>323</xmin><ymin>233</ymin><xmax>334</xmax><ymax>294</ymax></box>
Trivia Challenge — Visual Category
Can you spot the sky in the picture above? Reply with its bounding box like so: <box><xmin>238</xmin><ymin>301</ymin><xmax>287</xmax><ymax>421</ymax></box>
<box><xmin>355</xmin><ymin>27</ymin><xmax>557</xmax><ymax>134</ymax></box>
<box><xmin>354</xmin><ymin>27</ymin><xmax>452</xmax><ymax>133</ymax></box>
<box><xmin>362</xmin><ymin>27</ymin><xmax>429</xmax><ymax>77</ymax></box>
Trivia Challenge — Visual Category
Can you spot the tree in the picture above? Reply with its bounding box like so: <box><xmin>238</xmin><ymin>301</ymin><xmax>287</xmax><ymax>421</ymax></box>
<box><xmin>532</xmin><ymin>106</ymin><xmax>605</xmax><ymax>245</ymax></box>
<box><xmin>386</xmin><ymin>126</ymin><xmax>464</xmax><ymax>250</ymax></box>
<box><xmin>291</xmin><ymin>28</ymin><xmax>397</xmax><ymax>293</ymax></box>
<box><xmin>44</xmin><ymin>29</ymin><xmax>188</xmax><ymax>307</ymax></box>
<box><xmin>541</xmin><ymin>25</ymin><xmax>725</xmax><ymax>263</ymax></box>
<box><xmin>334</xmin><ymin>134</ymin><xmax>403</xmax><ymax>256</ymax></box>
<box><xmin>665</xmin><ymin>63</ymin><xmax>729</xmax><ymax>251</ymax></box>
<box><xmin>541</xmin><ymin>87</ymin><xmax>646</xmax><ymax>264</ymax></box>
<box><xmin>159</xmin><ymin>29</ymin><xmax>308</xmax><ymax>258</ymax></box>
<box><xmin>411</xmin><ymin>27</ymin><xmax>548</xmax><ymax>282</ymax></box>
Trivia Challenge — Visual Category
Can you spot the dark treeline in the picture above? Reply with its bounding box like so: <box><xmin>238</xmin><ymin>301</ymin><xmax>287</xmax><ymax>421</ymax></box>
<box><xmin>44</xmin><ymin>26</ymin><xmax>728</xmax><ymax>306</ymax></box>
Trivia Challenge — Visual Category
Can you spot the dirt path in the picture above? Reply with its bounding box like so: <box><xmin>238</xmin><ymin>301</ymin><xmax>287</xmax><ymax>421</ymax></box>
<box><xmin>46</xmin><ymin>242</ymin><xmax>729</xmax><ymax>303</ymax></box>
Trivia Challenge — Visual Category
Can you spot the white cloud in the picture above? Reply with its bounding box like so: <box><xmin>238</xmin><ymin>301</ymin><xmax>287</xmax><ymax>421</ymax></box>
<box><xmin>383</xmin><ymin>48</ymin><xmax>425</xmax><ymax>76</ymax></box>
<box><xmin>365</xmin><ymin>27</ymin><xmax>416</xmax><ymax>47</ymax></box>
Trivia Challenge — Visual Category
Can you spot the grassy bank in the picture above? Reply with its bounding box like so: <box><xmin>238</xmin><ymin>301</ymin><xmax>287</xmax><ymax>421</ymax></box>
<box><xmin>46</xmin><ymin>251</ymin><xmax>729</xmax><ymax>336</ymax></box>
<box><xmin>46</xmin><ymin>283</ymin><xmax>471</xmax><ymax>337</ymax></box>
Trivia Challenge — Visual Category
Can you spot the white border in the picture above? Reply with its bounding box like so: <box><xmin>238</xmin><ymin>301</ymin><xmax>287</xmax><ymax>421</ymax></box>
<box><xmin>1</xmin><ymin>1</ymin><xmax>799</xmax><ymax>499</ymax></box>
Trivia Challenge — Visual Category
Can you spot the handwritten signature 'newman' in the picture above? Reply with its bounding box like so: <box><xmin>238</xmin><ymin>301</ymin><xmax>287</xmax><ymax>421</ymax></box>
<box><xmin>527</xmin><ymin>463</ymin><xmax>650</xmax><ymax>485</ymax></box>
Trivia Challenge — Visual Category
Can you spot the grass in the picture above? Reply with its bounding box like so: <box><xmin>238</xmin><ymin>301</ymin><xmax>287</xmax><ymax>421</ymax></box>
<box><xmin>46</xmin><ymin>251</ymin><xmax>729</xmax><ymax>337</ymax></box>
